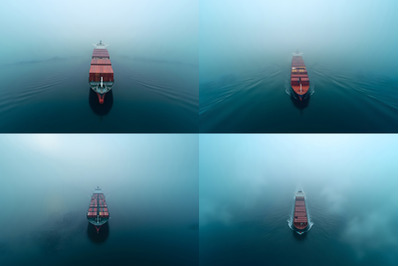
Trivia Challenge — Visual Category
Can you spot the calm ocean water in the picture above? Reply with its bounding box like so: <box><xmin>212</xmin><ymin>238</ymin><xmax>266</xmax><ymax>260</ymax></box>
<box><xmin>200</xmin><ymin>57</ymin><xmax>397</xmax><ymax>133</ymax></box>
<box><xmin>0</xmin><ymin>55</ymin><xmax>198</xmax><ymax>133</ymax></box>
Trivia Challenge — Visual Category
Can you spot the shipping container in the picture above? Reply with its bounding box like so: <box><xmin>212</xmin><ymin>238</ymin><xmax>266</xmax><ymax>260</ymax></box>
<box><xmin>89</xmin><ymin>65</ymin><xmax>114</xmax><ymax>82</ymax></box>
<box><xmin>91</xmin><ymin>58</ymin><xmax>112</xmax><ymax>65</ymax></box>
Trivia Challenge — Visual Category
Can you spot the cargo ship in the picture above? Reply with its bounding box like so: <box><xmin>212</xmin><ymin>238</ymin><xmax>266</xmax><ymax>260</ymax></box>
<box><xmin>290</xmin><ymin>52</ymin><xmax>310</xmax><ymax>101</ymax></box>
<box><xmin>292</xmin><ymin>190</ymin><xmax>309</xmax><ymax>234</ymax></box>
<box><xmin>87</xmin><ymin>187</ymin><xmax>110</xmax><ymax>234</ymax></box>
<box><xmin>89</xmin><ymin>41</ymin><xmax>114</xmax><ymax>104</ymax></box>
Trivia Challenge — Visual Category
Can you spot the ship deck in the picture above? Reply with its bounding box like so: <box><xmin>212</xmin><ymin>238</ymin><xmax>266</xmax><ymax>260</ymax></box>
<box><xmin>291</xmin><ymin>55</ymin><xmax>309</xmax><ymax>96</ymax></box>
<box><xmin>291</xmin><ymin>85</ymin><xmax>309</xmax><ymax>96</ymax></box>
<box><xmin>89</xmin><ymin>52</ymin><xmax>114</xmax><ymax>83</ymax></box>
<box><xmin>87</xmin><ymin>192</ymin><xmax>109</xmax><ymax>220</ymax></box>
<box><xmin>293</xmin><ymin>196</ymin><xmax>308</xmax><ymax>229</ymax></box>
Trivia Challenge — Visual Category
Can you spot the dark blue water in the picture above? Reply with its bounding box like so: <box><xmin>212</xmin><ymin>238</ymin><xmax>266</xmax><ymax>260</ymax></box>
<box><xmin>200</xmin><ymin>57</ymin><xmax>397</xmax><ymax>133</ymax></box>
<box><xmin>0</xmin><ymin>55</ymin><xmax>198</xmax><ymax>133</ymax></box>
<box><xmin>0</xmin><ymin>194</ymin><xmax>198</xmax><ymax>266</ymax></box>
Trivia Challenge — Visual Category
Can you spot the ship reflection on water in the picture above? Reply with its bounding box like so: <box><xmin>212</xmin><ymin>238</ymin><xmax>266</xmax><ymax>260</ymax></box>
<box><xmin>290</xmin><ymin>91</ymin><xmax>310</xmax><ymax>110</ymax></box>
<box><xmin>293</xmin><ymin>230</ymin><xmax>308</xmax><ymax>241</ymax></box>
<box><xmin>88</xmin><ymin>89</ymin><xmax>113</xmax><ymax>116</ymax></box>
<box><xmin>87</xmin><ymin>222</ymin><xmax>109</xmax><ymax>243</ymax></box>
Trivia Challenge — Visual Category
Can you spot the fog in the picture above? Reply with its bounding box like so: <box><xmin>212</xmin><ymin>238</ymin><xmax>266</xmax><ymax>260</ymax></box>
<box><xmin>0</xmin><ymin>134</ymin><xmax>198</xmax><ymax>237</ymax></box>
<box><xmin>0</xmin><ymin>0</ymin><xmax>197</xmax><ymax>65</ymax></box>
<box><xmin>200</xmin><ymin>134</ymin><xmax>397</xmax><ymax>219</ymax></box>
<box><xmin>200</xmin><ymin>0</ymin><xmax>397</xmax><ymax>81</ymax></box>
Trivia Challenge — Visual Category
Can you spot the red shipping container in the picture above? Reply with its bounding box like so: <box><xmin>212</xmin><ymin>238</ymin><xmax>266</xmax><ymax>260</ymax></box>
<box><xmin>91</xmin><ymin>58</ymin><xmax>111</xmax><ymax>65</ymax></box>
<box><xmin>89</xmin><ymin>65</ymin><xmax>114</xmax><ymax>82</ymax></box>
<box><xmin>93</xmin><ymin>49</ymin><xmax>109</xmax><ymax>54</ymax></box>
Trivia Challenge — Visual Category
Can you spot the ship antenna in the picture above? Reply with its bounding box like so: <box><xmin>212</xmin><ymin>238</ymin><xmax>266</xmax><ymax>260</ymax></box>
<box><xmin>93</xmin><ymin>41</ymin><xmax>108</xmax><ymax>49</ymax></box>
<box><xmin>293</xmin><ymin>49</ymin><xmax>303</xmax><ymax>56</ymax></box>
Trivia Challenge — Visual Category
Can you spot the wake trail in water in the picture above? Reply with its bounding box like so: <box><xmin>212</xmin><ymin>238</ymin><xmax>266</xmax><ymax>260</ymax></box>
<box><xmin>129</xmin><ymin>77</ymin><xmax>198</xmax><ymax>113</ymax></box>
<box><xmin>200</xmin><ymin>68</ymin><xmax>280</xmax><ymax>116</ymax></box>
<box><xmin>0</xmin><ymin>74</ymin><xmax>68</xmax><ymax>113</ymax></box>
<box><xmin>311</xmin><ymin>66</ymin><xmax>397</xmax><ymax>111</ymax></box>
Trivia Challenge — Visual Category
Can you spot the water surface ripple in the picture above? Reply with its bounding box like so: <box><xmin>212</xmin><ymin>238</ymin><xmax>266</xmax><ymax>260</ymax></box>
<box><xmin>200</xmin><ymin>62</ymin><xmax>397</xmax><ymax>133</ymax></box>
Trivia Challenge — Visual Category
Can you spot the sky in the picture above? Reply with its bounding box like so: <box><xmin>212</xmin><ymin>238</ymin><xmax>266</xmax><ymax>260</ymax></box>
<box><xmin>200</xmin><ymin>0</ymin><xmax>398</xmax><ymax>80</ymax></box>
<box><xmin>0</xmin><ymin>0</ymin><xmax>197</xmax><ymax>65</ymax></box>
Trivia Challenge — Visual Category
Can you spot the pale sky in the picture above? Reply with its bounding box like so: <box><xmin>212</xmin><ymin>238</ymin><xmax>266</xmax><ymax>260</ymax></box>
<box><xmin>200</xmin><ymin>0</ymin><xmax>397</xmax><ymax>80</ymax></box>
<box><xmin>0</xmin><ymin>0</ymin><xmax>197</xmax><ymax>64</ymax></box>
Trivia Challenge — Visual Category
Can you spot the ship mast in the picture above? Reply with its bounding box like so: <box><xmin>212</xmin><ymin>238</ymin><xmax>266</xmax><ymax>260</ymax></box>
<box><xmin>93</xmin><ymin>40</ymin><xmax>108</xmax><ymax>49</ymax></box>
<box><xmin>293</xmin><ymin>50</ymin><xmax>304</xmax><ymax>56</ymax></box>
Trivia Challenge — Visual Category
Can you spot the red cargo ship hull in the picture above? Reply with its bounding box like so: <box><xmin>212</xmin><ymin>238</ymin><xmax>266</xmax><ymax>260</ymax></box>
<box><xmin>292</xmin><ymin>190</ymin><xmax>308</xmax><ymax>234</ymax></box>
<box><xmin>89</xmin><ymin>41</ymin><xmax>114</xmax><ymax>104</ymax></box>
<box><xmin>290</xmin><ymin>53</ymin><xmax>310</xmax><ymax>101</ymax></box>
